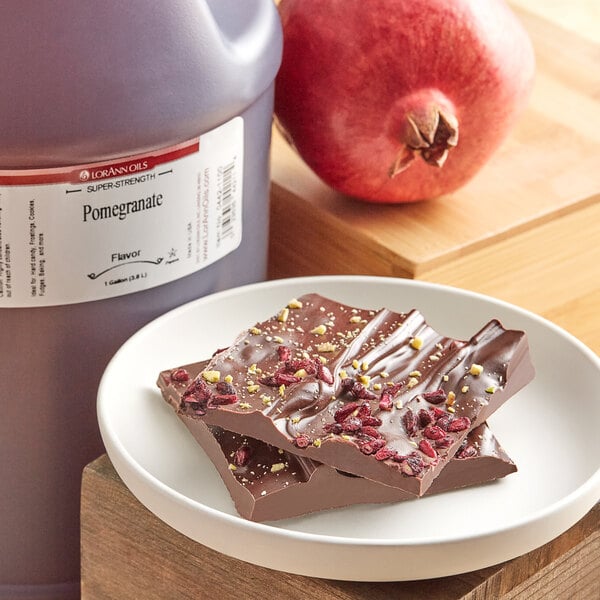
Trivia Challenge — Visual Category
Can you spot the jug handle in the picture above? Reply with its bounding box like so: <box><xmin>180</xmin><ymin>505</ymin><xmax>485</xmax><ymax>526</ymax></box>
<box><xmin>206</xmin><ymin>0</ymin><xmax>282</xmax><ymax>68</ymax></box>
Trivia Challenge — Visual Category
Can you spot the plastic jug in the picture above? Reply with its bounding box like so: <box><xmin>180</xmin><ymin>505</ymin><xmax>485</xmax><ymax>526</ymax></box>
<box><xmin>0</xmin><ymin>2</ymin><xmax>282</xmax><ymax>598</ymax></box>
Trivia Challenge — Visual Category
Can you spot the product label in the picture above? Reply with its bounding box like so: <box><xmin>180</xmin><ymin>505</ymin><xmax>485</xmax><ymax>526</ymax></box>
<box><xmin>0</xmin><ymin>117</ymin><xmax>243</xmax><ymax>307</ymax></box>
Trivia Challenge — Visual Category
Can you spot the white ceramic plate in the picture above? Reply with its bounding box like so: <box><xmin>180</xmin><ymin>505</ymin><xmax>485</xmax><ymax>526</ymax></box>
<box><xmin>97</xmin><ymin>276</ymin><xmax>600</xmax><ymax>581</ymax></box>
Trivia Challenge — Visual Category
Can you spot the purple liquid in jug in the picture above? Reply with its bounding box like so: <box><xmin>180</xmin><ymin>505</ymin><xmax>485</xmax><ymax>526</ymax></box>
<box><xmin>0</xmin><ymin>2</ymin><xmax>282</xmax><ymax>598</ymax></box>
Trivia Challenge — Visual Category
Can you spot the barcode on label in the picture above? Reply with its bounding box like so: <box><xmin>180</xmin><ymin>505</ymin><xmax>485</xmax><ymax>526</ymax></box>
<box><xmin>217</xmin><ymin>160</ymin><xmax>236</xmax><ymax>244</ymax></box>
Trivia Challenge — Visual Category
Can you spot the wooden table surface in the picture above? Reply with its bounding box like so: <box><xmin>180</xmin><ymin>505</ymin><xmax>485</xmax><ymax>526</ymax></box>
<box><xmin>81</xmin><ymin>2</ymin><xmax>599</xmax><ymax>598</ymax></box>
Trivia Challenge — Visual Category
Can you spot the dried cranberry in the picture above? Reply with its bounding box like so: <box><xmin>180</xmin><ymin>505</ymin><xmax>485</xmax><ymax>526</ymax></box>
<box><xmin>258</xmin><ymin>374</ymin><xmax>277</xmax><ymax>387</ymax></box>
<box><xmin>401</xmin><ymin>454</ymin><xmax>425</xmax><ymax>477</ymax></box>
<box><xmin>207</xmin><ymin>394</ymin><xmax>238</xmax><ymax>407</ymax></box>
<box><xmin>430</xmin><ymin>406</ymin><xmax>446</xmax><ymax>419</ymax></box>
<box><xmin>170</xmin><ymin>368</ymin><xmax>190</xmax><ymax>383</ymax></box>
<box><xmin>435</xmin><ymin>436</ymin><xmax>453</xmax><ymax>449</ymax></box>
<box><xmin>324</xmin><ymin>422</ymin><xmax>343</xmax><ymax>435</ymax></box>
<box><xmin>342</xmin><ymin>416</ymin><xmax>363</xmax><ymax>433</ymax></box>
<box><xmin>233</xmin><ymin>444</ymin><xmax>252</xmax><ymax>467</ymax></box>
<box><xmin>402</xmin><ymin>408</ymin><xmax>417</xmax><ymax>436</ymax></box>
<box><xmin>182</xmin><ymin>379</ymin><xmax>212</xmax><ymax>404</ymax></box>
<box><xmin>423</xmin><ymin>425</ymin><xmax>446</xmax><ymax>440</ymax></box>
<box><xmin>294</xmin><ymin>434</ymin><xmax>311</xmax><ymax>448</ymax></box>
<box><xmin>340</xmin><ymin>377</ymin><xmax>356</xmax><ymax>394</ymax></box>
<box><xmin>334</xmin><ymin>401</ymin><xmax>360</xmax><ymax>423</ymax></box>
<box><xmin>274</xmin><ymin>372</ymin><xmax>302</xmax><ymax>385</ymax></box>
<box><xmin>436</xmin><ymin>415</ymin><xmax>453</xmax><ymax>431</ymax></box>
<box><xmin>285</xmin><ymin>358</ymin><xmax>317</xmax><ymax>375</ymax></box>
<box><xmin>418</xmin><ymin>439</ymin><xmax>437</xmax><ymax>459</ymax></box>
<box><xmin>361</xmin><ymin>416</ymin><xmax>383</xmax><ymax>427</ymax></box>
<box><xmin>317</xmin><ymin>363</ymin><xmax>334</xmax><ymax>384</ymax></box>
<box><xmin>378</xmin><ymin>393</ymin><xmax>394</xmax><ymax>411</ymax></box>
<box><xmin>375</xmin><ymin>446</ymin><xmax>396</xmax><ymax>461</ymax></box>
<box><xmin>448</xmin><ymin>416</ymin><xmax>471</xmax><ymax>432</ymax></box>
<box><xmin>277</xmin><ymin>345</ymin><xmax>292</xmax><ymax>362</ymax></box>
<box><xmin>189</xmin><ymin>403</ymin><xmax>206</xmax><ymax>415</ymax></box>
<box><xmin>457</xmin><ymin>444</ymin><xmax>478</xmax><ymax>459</ymax></box>
<box><xmin>423</xmin><ymin>389</ymin><xmax>447</xmax><ymax>404</ymax></box>
<box><xmin>215</xmin><ymin>381</ymin><xmax>236</xmax><ymax>396</ymax></box>
<box><xmin>418</xmin><ymin>408</ymin><xmax>433</xmax><ymax>428</ymax></box>
<box><xmin>351</xmin><ymin>381</ymin><xmax>377</xmax><ymax>401</ymax></box>
<box><xmin>355</xmin><ymin>403</ymin><xmax>372</xmax><ymax>420</ymax></box>
<box><xmin>360</xmin><ymin>425</ymin><xmax>382</xmax><ymax>439</ymax></box>
<box><xmin>386</xmin><ymin>382</ymin><xmax>403</xmax><ymax>396</ymax></box>
<box><xmin>359</xmin><ymin>438</ymin><xmax>386</xmax><ymax>455</ymax></box>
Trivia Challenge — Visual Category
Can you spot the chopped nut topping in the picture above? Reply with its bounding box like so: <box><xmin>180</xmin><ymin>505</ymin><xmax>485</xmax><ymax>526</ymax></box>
<box><xmin>294</xmin><ymin>369</ymin><xmax>308</xmax><ymax>378</ymax></box>
<box><xmin>447</xmin><ymin>406</ymin><xmax>456</xmax><ymax>413</ymax></box>
<box><xmin>352</xmin><ymin>359</ymin><xmax>360</xmax><ymax>369</ymax></box>
<box><xmin>339</xmin><ymin>369</ymin><xmax>348</xmax><ymax>379</ymax></box>
<box><xmin>273</xmin><ymin>336</ymin><xmax>284</xmax><ymax>344</ymax></box>
<box><xmin>278</xmin><ymin>308</ymin><xmax>289</xmax><ymax>323</ymax></box>
<box><xmin>249</xmin><ymin>327</ymin><xmax>262</xmax><ymax>335</ymax></box>
<box><xmin>310</xmin><ymin>324</ymin><xmax>327</xmax><ymax>335</ymax></box>
<box><xmin>349</xmin><ymin>315</ymin><xmax>362</xmax><ymax>323</ymax></box>
<box><xmin>224</xmin><ymin>374</ymin><xmax>233</xmax><ymax>384</ymax></box>
<box><xmin>291</xmin><ymin>416</ymin><xmax>300</xmax><ymax>424</ymax></box>
<box><xmin>278</xmin><ymin>384</ymin><xmax>286</xmax><ymax>397</ymax></box>
<box><xmin>410</xmin><ymin>337</ymin><xmax>423</xmax><ymax>350</ymax></box>
<box><xmin>287</xmin><ymin>298</ymin><xmax>303</xmax><ymax>309</ymax></box>
<box><xmin>361</xmin><ymin>361</ymin><xmax>370</xmax><ymax>371</ymax></box>
<box><xmin>373</xmin><ymin>383</ymin><xmax>382</xmax><ymax>391</ymax></box>
<box><xmin>270</xmin><ymin>463</ymin><xmax>285</xmax><ymax>473</ymax></box>
<box><xmin>446</xmin><ymin>391</ymin><xmax>456</xmax><ymax>406</ymax></box>
<box><xmin>379</xmin><ymin>371</ymin><xmax>390</xmax><ymax>378</ymax></box>
<box><xmin>395</xmin><ymin>400</ymin><xmax>403</xmax><ymax>409</ymax></box>
<box><xmin>228</xmin><ymin>464</ymin><xmax>237</xmax><ymax>471</ymax></box>
<box><xmin>316</xmin><ymin>341</ymin><xmax>337</xmax><ymax>353</ymax></box>
<box><xmin>409</xmin><ymin>370</ymin><xmax>422</xmax><ymax>378</ymax></box>
<box><xmin>443</xmin><ymin>375</ymin><xmax>449</xmax><ymax>382</ymax></box>
<box><xmin>461</xmin><ymin>385</ymin><xmax>469</xmax><ymax>393</ymax></box>
<box><xmin>407</xmin><ymin>377</ymin><xmax>419</xmax><ymax>389</ymax></box>
<box><xmin>260</xmin><ymin>394</ymin><xmax>273</xmax><ymax>406</ymax></box>
<box><xmin>313</xmin><ymin>438</ymin><xmax>322</xmax><ymax>448</ymax></box>
<box><xmin>239</xmin><ymin>402</ymin><xmax>252</xmax><ymax>409</ymax></box>
<box><xmin>358</xmin><ymin>374</ymin><xmax>371</xmax><ymax>386</ymax></box>
<box><xmin>246</xmin><ymin>384</ymin><xmax>259</xmax><ymax>394</ymax></box>
<box><xmin>485</xmin><ymin>385</ymin><xmax>496</xmax><ymax>394</ymax></box>
<box><xmin>201</xmin><ymin>370</ymin><xmax>221</xmax><ymax>383</ymax></box>
<box><xmin>469</xmin><ymin>363</ymin><xmax>484</xmax><ymax>376</ymax></box>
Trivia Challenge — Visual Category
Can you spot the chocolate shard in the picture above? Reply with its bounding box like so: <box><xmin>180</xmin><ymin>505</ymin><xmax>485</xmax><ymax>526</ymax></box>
<box><xmin>158</xmin><ymin>361</ymin><xmax>517</xmax><ymax>522</ymax></box>
<box><xmin>167</xmin><ymin>293</ymin><xmax>534</xmax><ymax>496</ymax></box>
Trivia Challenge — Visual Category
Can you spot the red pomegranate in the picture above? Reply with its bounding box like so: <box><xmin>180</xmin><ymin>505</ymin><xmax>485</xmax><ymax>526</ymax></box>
<box><xmin>275</xmin><ymin>0</ymin><xmax>536</xmax><ymax>202</ymax></box>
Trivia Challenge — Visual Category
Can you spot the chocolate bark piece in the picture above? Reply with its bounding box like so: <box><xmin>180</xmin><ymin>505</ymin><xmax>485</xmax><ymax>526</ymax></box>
<box><xmin>158</xmin><ymin>362</ymin><xmax>517</xmax><ymax>522</ymax></box>
<box><xmin>172</xmin><ymin>293</ymin><xmax>534</xmax><ymax>496</ymax></box>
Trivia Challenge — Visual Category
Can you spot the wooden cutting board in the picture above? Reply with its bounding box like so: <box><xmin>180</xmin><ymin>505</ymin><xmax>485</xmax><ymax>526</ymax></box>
<box><xmin>268</xmin><ymin>5</ymin><xmax>600</xmax><ymax>353</ymax></box>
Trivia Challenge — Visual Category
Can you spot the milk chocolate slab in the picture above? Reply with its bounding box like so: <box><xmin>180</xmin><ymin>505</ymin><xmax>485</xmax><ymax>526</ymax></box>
<box><xmin>158</xmin><ymin>362</ymin><xmax>517</xmax><ymax>522</ymax></box>
<box><xmin>172</xmin><ymin>293</ymin><xmax>534</xmax><ymax>496</ymax></box>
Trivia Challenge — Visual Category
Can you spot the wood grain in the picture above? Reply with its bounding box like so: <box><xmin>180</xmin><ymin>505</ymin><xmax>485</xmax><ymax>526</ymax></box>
<box><xmin>80</xmin><ymin>455</ymin><xmax>599</xmax><ymax>600</ymax></box>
